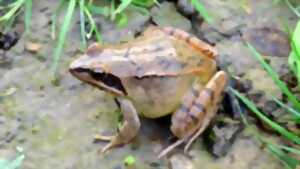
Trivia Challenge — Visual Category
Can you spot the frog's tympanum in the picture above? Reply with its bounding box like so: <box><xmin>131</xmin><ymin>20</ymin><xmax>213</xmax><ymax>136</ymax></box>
<box><xmin>69</xmin><ymin>26</ymin><xmax>228</xmax><ymax>157</ymax></box>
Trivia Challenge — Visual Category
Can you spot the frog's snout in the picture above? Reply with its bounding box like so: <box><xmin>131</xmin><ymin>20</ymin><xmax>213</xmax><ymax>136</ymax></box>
<box><xmin>69</xmin><ymin>54</ymin><xmax>90</xmax><ymax>70</ymax></box>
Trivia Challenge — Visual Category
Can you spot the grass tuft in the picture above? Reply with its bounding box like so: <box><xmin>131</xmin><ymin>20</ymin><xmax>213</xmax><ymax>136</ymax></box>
<box><xmin>233</xmin><ymin>34</ymin><xmax>300</xmax><ymax>168</ymax></box>
<box><xmin>231</xmin><ymin>88</ymin><xmax>300</xmax><ymax>144</ymax></box>
<box><xmin>246</xmin><ymin>43</ymin><xmax>300</xmax><ymax>111</ymax></box>
<box><xmin>0</xmin><ymin>0</ymin><xmax>25</xmax><ymax>22</ymax></box>
<box><xmin>231</xmin><ymin>87</ymin><xmax>300</xmax><ymax>168</ymax></box>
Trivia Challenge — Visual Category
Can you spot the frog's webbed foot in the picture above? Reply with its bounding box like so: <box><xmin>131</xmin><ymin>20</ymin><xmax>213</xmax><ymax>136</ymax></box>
<box><xmin>95</xmin><ymin>98</ymin><xmax>141</xmax><ymax>154</ymax></box>
<box><xmin>183</xmin><ymin>118</ymin><xmax>211</xmax><ymax>153</ymax></box>
<box><xmin>158</xmin><ymin>117</ymin><xmax>213</xmax><ymax>158</ymax></box>
<box><xmin>94</xmin><ymin>135</ymin><xmax>117</xmax><ymax>153</ymax></box>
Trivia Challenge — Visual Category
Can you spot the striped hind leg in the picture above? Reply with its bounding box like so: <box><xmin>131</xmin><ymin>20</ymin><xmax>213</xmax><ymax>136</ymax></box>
<box><xmin>158</xmin><ymin>71</ymin><xmax>228</xmax><ymax>158</ymax></box>
<box><xmin>183</xmin><ymin>71</ymin><xmax>227</xmax><ymax>152</ymax></box>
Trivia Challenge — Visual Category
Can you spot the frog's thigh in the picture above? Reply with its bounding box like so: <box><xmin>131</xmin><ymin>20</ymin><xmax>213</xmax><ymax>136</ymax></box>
<box><xmin>171</xmin><ymin>71</ymin><xmax>226</xmax><ymax>147</ymax></box>
<box><xmin>159</xmin><ymin>71</ymin><xmax>227</xmax><ymax>158</ymax></box>
<box><xmin>98</xmin><ymin>98</ymin><xmax>141</xmax><ymax>153</ymax></box>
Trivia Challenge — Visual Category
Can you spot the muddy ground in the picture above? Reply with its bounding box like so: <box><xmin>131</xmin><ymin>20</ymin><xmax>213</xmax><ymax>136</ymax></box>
<box><xmin>0</xmin><ymin>0</ymin><xmax>298</xmax><ymax>168</ymax></box>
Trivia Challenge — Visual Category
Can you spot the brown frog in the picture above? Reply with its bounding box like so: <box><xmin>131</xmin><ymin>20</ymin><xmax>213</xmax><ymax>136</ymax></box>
<box><xmin>69</xmin><ymin>26</ymin><xmax>228</xmax><ymax>157</ymax></box>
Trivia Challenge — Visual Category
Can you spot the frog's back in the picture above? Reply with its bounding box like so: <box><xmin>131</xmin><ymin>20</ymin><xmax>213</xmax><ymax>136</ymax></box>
<box><xmin>71</xmin><ymin>27</ymin><xmax>215</xmax><ymax>81</ymax></box>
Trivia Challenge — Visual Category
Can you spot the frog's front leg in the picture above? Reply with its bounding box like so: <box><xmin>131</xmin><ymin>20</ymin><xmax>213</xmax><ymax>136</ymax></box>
<box><xmin>95</xmin><ymin>98</ymin><xmax>141</xmax><ymax>153</ymax></box>
<box><xmin>158</xmin><ymin>71</ymin><xmax>227</xmax><ymax>158</ymax></box>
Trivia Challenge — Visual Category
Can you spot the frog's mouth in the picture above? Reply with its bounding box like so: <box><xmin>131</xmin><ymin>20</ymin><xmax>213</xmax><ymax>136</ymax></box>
<box><xmin>70</xmin><ymin>68</ymin><xmax>127</xmax><ymax>96</ymax></box>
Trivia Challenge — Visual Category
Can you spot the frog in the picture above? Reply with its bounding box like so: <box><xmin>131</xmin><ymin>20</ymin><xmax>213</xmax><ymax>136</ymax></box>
<box><xmin>69</xmin><ymin>26</ymin><xmax>228</xmax><ymax>157</ymax></box>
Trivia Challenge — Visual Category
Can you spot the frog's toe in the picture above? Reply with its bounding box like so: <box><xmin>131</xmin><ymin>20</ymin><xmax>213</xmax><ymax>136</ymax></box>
<box><xmin>158</xmin><ymin>139</ymin><xmax>185</xmax><ymax>158</ymax></box>
<box><xmin>100</xmin><ymin>142</ymin><xmax>114</xmax><ymax>154</ymax></box>
<box><xmin>94</xmin><ymin>134</ymin><xmax>114</xmax><ymax>141</ymax></box>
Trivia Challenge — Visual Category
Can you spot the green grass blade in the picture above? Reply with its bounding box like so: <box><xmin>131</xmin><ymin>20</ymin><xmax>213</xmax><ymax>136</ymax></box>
<box><xmin>113</xmin><ymin>0</ymin><xmax>133</xmax><ymax>15</ymax></box>
<box><xmin>84</xmin><ymin>6</ymin><xmax>102</xmax><ymax>42</ymax></box>
<box><xmin>3</xmin><ymin>11</ymin><xmax>18</xmax><ymax>33</ymax></box>
<box><xmin>0</xmin><ymin>0</ymin><xmax>25</xmax><ymax>22</ymax></box>
<box><xmin>115</xmin><ymin>13</ymin><xmax>128</xmax><ymax>28</ymax></box>
<box><xmin>247</xmin><ymin>43</ymin><xmax>300</xmax><ymax>111</ymax></box>
<box><xmin>79</xmin><ymin>0</ymin><xmax>87</xmax><ymax>50</ymax></box>
<box><xmin>132</xmin><ymin>0</ymin><xmax>155</xmax><ymax>7</ymax></box>
<box><xmin>110</xmin><ymin>0</ymin><xmax>116</xmax><ymax>20</ymax></box>
<box><xmin>24</xmin><ymin>0</ymin><xmax>32</xmax><ymax>35</ymax></box>
<box><xmin>271</xmin><ymin>143</ymin><xmax>300</xmax><ymax>156</ymax></box>
<box><xmin>290</xmin><ymin>20</ymin><xmax>300</xmax><ymax>61</ymax></box>
<box><xmin>284</xmin><ymin>0</ymin><xmax>300</xmax><ymax>17</ymax></box>
<box><xmin>288</xmin><ymin>51</ymin><xmax>300</xmax><ymax>81</ymax></box>
<box><xmin>93</xmin><ymin>26</ymin><xmax>102</xmax><ymax>42</ymax></box>
<box><xmin>128</xmin><ymin>4</ymin><xmax>150</xmax><ymax>16</ymax></box>
<box><xmin>267</xmin><ymin>144</ymin><xmax>298</xmax><ymax>169</ymax></box>
<box><xmin>231</xmin><ymin>88</ymin><xmax>300</xmax><ymax>144</ymax></box>
<box><xmin>289</xmin><ymin>21</ymin><xmax>300</xmax><ymax>85</ymax></box>
<box><xmin>51</xmin><ymin>0</ymin><xmax>66</xmax><ymax>39</ymax></box>
<box><xmin>84</xmin><ymin>6</ymin><xmax>94</xmax><ymax>38</ymax></box>
<box><xmin>232</xmin><ymin>87</ymin><xmax>300</xmax><ymax>168</ymax></box>
<box><xmin>191</xmin><ymin>0</ymin><xmax>213</xmax><ymax>24</ymax></box>
<box><xmin>291</xmin><ymin>20</ymin><xmax>300</xmax><ymax>60</ymax></box>
<box><xmin>51</xmin><ymin>0</ymin><xmax>76</xmax><ymax>76</ymax></box>
<box><xmin>87</xmin><ymin>4</ymin><xmax>110</xmax><ymax>17</ymax></box>
<box><xmin>272</xmin><ymin>96</ymin><xmax>300</xmax><ymax>118</ymax></box>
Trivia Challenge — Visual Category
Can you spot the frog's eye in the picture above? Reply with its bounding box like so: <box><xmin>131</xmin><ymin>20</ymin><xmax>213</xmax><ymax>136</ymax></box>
<box><xmin>87</xmin><ymin>43</ymin><xmax>103</xmax><ymax>57</ymax></box>
<box><xmin>70</xmin><ymin>68</ymin><xmax>127</xmax><ymax>96</ymax></box>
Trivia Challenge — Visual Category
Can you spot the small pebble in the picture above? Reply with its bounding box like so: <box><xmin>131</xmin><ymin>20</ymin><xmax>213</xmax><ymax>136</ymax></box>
<box><xmin>263</xmin><ymin>100</ymin><xmax>279</xmax><ymax>113</ymax></box>
<box><xmin>25</xmin><ymin>41</ymin><xmax>42</xmax><ymax>53</ymax></box>
<box><xmin>177</xmin><ymin>0</ymin><xmax>195</xmax><ymax>16</ymax></box>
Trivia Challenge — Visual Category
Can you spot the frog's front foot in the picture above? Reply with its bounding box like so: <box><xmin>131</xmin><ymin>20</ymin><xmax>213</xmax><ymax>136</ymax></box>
<box><xmin>94</xmin><ymin>134</ymin><xmax>122</xmax><ymax>153</ymax></box>
<box><xmin>95</xmin><ymin>98</ymin><xmax>141</xmax><ymax>153</ymax></box>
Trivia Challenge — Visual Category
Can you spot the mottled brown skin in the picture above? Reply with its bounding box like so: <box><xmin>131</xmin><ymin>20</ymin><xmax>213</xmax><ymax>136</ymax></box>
<box><xmin>69</xmin><ymin>26</ymin><xmax>228</xmax><ymax>157</ymax></box>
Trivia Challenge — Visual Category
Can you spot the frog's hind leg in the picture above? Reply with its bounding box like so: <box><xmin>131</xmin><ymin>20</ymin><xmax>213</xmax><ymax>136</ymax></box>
<box><xmin>95</xmin><ymin>98</ymin><xmax>141</xmax><ymax>153</ymax></box>
<box><xmin>161</xmin><ymin>27</ymin><xmax>217</xmax><ymax>59</ymax></box>
<box><xmin>183</xmin><ymin>71</ymin><xmax>227</xmax><ymax>152</ymax></box>
<box><xmin>158</xmin><ymin>138</ymin><xmax>185</xmax><ymax>158</ymax></box>
<box><xmin>159</xmin><ymin>71</ymin><xmax>227</xmax><ymax>158</ymax></box>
